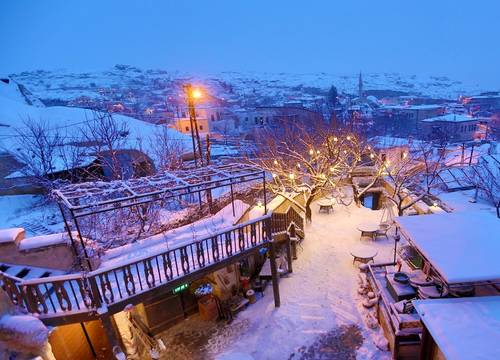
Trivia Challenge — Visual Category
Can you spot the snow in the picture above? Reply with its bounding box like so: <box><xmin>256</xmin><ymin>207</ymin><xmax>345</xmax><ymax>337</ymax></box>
<box><xmin>0</xmin><ymin>314</ymin><xmax>50</xmax><ymax>348</ymax></box>
<box><xmin>18</xmin><ymin>232</ymin><xmax>70</xmax><ymax>251</ymax></box>
<box><xmin>0</xmin><ymin>79</ymin><xmax>193</xmax><ymax>172</ymax></box>
<box><xmin>421</xmin><ymin>113</ymin><xmax>481</xmax><ymax>123</ymax></box>
<box><xmin>369</xmin><ymin>136</ymin><xmax>423</xmax><ymax>149</ymax></box>
<box><xmin>100</xmin><ymin>200</ymin><xmax>249</xmax><ymax>268</ymax></box>
<box><xmin>0</xmin><ymin>195</ymin><xmax>63</xmax><ymax>237</ymax></box>
<box><xmin>0</xmin><ymin>228</ymin><xmax>24</xmax><ymax>244</ymax></box>
<box><xmin>214</xmin><ymin>199</ymin><xmax>393</xmax><ymax>359</ymax></box>
<box><xmin>395</xmin><ymin>211</ymin><xmax>500</xmax><ymax>284</ymax></box>
<box><xmin>413</xmin><ymin>296</ymin><xmax>500</xmax><ymax>360</ymax></box>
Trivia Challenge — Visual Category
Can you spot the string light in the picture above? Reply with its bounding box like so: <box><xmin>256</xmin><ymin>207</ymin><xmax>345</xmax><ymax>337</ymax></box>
<box><xmin>333</xmin><ymin>137</ymin><xmax>338</xmax><ymax>142</ymax></box>
<box><xmin>273</xmin><ymin>160</ymin><xmax>278</xmax><ymax>165</ymax></box>
<box><xmin>347</xmin><ymin>136</ymin><xmax>351</xmax><ymax>141</ymax></box>
<box><xmin>370</xmin><ymin>153</ymin><xmax>375</xmax><ymax>159</ymax></box>
<box><xmin>297</xmin><ymin>163</ymin><xmax>301</xmax><ymax>168</ymax></box>
<box><xmin>329</xmin><ymin>167</ymin><xmax>335</xmax><ymax>172</ymax></box>
<box><xmin>289</xmin><ymin>173</ymin><xmax>295</xmax><ymax>180</ymax></box>
<box><xmin>309</xmin><ymin>149</ymin><xmax>314</xmax><ymax>155</ymax></box>
<box><xmin>316</xmin><ymin>150</ymin><xmax>320</xmax><ymax>154</ymax></box>
<box><xmin>272</xmin><ymin>173</ymin><xmax>277</xmax><ymax>178</ymax></box>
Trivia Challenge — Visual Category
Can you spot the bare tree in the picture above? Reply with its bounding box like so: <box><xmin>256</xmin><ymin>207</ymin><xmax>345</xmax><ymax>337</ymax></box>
<box><xmin>470</xmin><ymin>158</ymin><xmax>500</xmax><ymax>218</ymax></box>
<box><xmin>80</xmin><ymin>111</ymin><xmax>129</xmax><ymax>180</ymax></box>
<box><xmin>148</xmin><ymin>126</ymin><xmax>184</xmax><ymax>172</ymax></box>
<box><xmin>383</xmin><ymin>142</ymin><xmax>448</xmax><ymax>216</ymax></box>
<box><xmin>12</xmin><ymin>118</ymin><xmax>64</xmax><ymax>191</ymax></box>
<box><xmin>252</xmin><ymin>122</ymin><xmax>381</xmax><ymax>222</ymax></box>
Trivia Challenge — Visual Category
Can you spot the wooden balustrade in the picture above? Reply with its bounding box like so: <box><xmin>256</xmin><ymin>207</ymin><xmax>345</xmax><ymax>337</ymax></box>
<box><xmin>0</xmin><ymin>208</ymin><xmax>304</xmax><ymax>321</ymax></box>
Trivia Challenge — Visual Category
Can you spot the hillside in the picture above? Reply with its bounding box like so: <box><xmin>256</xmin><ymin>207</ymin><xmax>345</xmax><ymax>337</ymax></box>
<box><xmin>10</xmin><ymin>67</ymin><xmax>495</xmax><ymax>113</ymax></box>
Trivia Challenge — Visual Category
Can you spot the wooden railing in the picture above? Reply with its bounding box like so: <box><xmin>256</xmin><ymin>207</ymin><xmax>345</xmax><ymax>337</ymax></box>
<box><xmin>271</xmin><ymin>206</ymin><xmax>304</xmax><ymax>234</ymax></box>
<box><xmin>0</xmin><ymin>208</ymin><xmax>304</xmax><ymax>323</ymax></box>
<box><xmin>0</xmin><ymin>215</ymin><xmax>274</xmax><ymax>321</ymax></box>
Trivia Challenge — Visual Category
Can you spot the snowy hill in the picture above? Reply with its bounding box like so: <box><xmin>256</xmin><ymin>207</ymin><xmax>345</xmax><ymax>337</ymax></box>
<box><xmin>9</xmin><ymin>67</ymin><xmax>496</xmax><ymax>113</ymax></box>
<box><xmin>0</xmin><ymin>78</ymin><xmax>192</xmax><ymax>171</ymax></box>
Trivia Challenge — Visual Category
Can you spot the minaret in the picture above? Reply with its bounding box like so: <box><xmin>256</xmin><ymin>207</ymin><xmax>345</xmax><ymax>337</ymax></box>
<box><xmin>358</xmin><ymin>71</ymin><xmax>364</xmax><ymax>100</ymax></box>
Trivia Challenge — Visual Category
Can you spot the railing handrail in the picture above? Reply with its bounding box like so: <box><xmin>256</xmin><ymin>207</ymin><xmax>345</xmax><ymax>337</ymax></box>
<box><xmin>0</xmin><ymin>207</ymin><xmax>304</xmax><ymax>321</ymax></box>
<box><xmin>89</xmin><ymin>213</ymin><xmax>273</xmax><ymax>276</ymax></box>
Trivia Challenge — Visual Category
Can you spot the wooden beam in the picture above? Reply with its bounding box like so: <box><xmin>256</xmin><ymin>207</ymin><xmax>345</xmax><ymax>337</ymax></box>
<box><xmin>269</xmin><ymin>241</ymin><xmax>281</xmax><ymax>307</ymax></box>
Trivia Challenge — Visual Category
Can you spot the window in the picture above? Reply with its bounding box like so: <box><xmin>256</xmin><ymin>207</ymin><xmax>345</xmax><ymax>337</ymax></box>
<box><xmin>211</xmin><ymin>114</ymin><xmax>215</xmax><ymax>121</ymax></box>
<box><xmin>255</xmin><ymin>117</ymin><xmax>258</xmax><ymax>124</ymax></box>
<box><xmin>199</xmin><ymin>125</ymin><xmax>203</xmax><ymax>130</ymax></box>
<box><xmin>245</xmin><ymin>117</ymin><xmax>248</xmax><ymax>122</ymax></box>
<box><xmin>185</xmin><ymin>126</ymin><xmax>189</xmax><ymax>132</ymax></box>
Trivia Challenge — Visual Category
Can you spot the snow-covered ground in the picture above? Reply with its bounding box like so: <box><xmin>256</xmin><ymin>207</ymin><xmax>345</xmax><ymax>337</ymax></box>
<box><xmin>162</xmin><ymin>199</ymin><xmax>394</xmax><ymax>360</ymax></box>
<box><xmin>0</xmin><ymin>195</ymin><xmax>62</xmax><ymax>236</ymax></box>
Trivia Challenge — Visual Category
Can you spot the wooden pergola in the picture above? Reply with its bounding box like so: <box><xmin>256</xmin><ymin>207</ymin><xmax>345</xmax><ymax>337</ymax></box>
<box><xmin>53</xmin><ymin>163</ymin><xmax>268</xmax><ymax>270</ymax></box>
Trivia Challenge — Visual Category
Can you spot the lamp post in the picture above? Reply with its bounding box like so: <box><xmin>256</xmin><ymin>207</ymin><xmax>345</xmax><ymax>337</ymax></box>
<box><xmin>183</xmin><ymin>83</ymin><xmax>204</xmax><ymax>167</ymax></box>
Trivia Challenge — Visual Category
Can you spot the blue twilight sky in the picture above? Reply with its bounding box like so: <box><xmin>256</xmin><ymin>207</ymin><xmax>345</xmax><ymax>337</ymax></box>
<box><xmin>1</xmin><ymin>0</ymin><xmax>499</xmax><ymax>88</ymax></box>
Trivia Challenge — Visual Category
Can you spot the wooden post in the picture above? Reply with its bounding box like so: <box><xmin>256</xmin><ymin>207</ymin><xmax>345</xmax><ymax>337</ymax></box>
<box><xmin>286</xmin><ymin>235</ymin><xmax>293</xmax><ymax>273</ymax></box>
<box><xmin>100</xmin><ymin>313</ymin><xmax>125</xmax><ymax>359</ymax></box>
<box><xmin>268</xmin><ymin>241</ymin><xmax>281</xmax><ymax>307</ymax></box>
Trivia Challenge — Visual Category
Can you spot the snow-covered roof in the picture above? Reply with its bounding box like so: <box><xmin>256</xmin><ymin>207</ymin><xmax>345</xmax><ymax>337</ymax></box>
<box><xmin>413</xmin><ymin>296</ymin><xmax>500</xmax><ymax>360</ymax></box>
<box><xmin>421</xmin><ymin>113</ymin><xmax>482</xmax><ymax>123</ymax></box>
<box><xmin>54</xmin><ymin>163</ymin><xmax>264</xmax><ymax>217</ymax></box>
<box><xmin>396</xmin><ymin>211</ymin><xmax>500</xmax><ymax>284</ymax></box>
<box><xmin>382</xmin><ymin>104</ymin><xmax>443</xmax><ymax>111</ymax></box>
<box><xmin>369</xmin><ymin>136</ymin><xmax>423</xmax><ymax>149</ymax></box>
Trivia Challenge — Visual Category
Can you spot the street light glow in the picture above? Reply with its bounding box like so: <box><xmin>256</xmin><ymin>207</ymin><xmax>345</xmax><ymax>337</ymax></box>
<box><xmin>192</xmin><ymin>88</ymin><xmax>202</xmax><ymax>99</ymax></box>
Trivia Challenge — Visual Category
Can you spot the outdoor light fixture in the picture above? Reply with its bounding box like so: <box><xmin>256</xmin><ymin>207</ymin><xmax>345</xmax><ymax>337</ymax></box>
<box><xmin>191</xmin><ymin>88</ymin><xmax>202</xmax><ymax>99</ymax></box>
<box><xmin>333</xmin><ymin>137</ymin><xmax>338</xmax><ymax>142</ymax></box>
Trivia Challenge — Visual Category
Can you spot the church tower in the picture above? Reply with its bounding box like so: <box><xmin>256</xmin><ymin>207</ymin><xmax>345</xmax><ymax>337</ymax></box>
<box><xmin>358</xmin><ymin>72</ymin><xmax>364</xmax><ymax>100</ymax></box>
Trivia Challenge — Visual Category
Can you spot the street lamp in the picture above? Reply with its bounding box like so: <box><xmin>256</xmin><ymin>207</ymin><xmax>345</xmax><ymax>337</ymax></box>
<box><xmin>183</xmin><ymin>83</ymin><xmax>204</xmax><ymax>166</ymax></box>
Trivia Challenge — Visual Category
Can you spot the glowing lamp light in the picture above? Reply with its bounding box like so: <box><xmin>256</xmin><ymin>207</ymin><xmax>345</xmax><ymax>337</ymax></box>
<box><xmin>257</xmin><ymin>201</ymin><xmax>263</xmax><ymax>207</ymax></box>
<box><xmin>191</xmin><ymin>88</ymin><xmax>202</xmax><ymax>99</ymax></box>
<box><xmin>309</xmin><ymin>149</ymin><xmax>314</xmax><ymax>155</ymax></box>
<box><xmin>433</xmin><ymin>202</ymin><xmax>438</xmax><ymax>207</ymax></box>
<box><xmin>272</xmin><ymin>173</ymin><xmax>277</xmax><ymax>178</ymax></box>
<box><xmin>329</xmin><ymin>167</ymin><xmax>335</xmax><ymax>172</ymax></box>
<box><xmin>402</xmin><ymin>152</ymin><xmax>408</xmax><ymax>159</ymax></box>
<box><xmin>316</xmin><ymin>150</ymin><xmax>320</xmax><ymax>154</ymax></box>
<box><xmin>273</xmin><ymin>160</ymin><xmax>278</xmax><ymax>165</ymax></box>
<box><xmin>367</xmin><ymin>146</ymin><xmax>371</xmax><ymax>150</ymax></box>
<box><xmin>289</xmin><ymin>173</ymin><xmax>295</xmax><ymax>180</ymax></box>
<box><xmin>343</xmin><ymin>150</ymin><xmax>347</xmax><ymax>154</ymax></box>
<box><xmin>297</xmin><ymin>163</ymin><xmax>301</xmax><ymax>168</ymax></box>
<box><xmin>347</xmin><ymin>136</ymin><xmax>351</xmax><ymax>141</ymax></box>
<box><xmin>333</xmin><ymin>137</ymin><xmax>338</xmax><ymax>142</ymax></box>
<box><xmin>370</xmin><ymin>153</ymin><xmax>375</xmax><ymax>159</ymax></box>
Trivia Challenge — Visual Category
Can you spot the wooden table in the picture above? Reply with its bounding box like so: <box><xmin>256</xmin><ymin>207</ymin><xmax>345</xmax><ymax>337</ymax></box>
<box><xmin>318</xmin><ymin>199</ymin><xmax>335</xmax><ymax>214</ymax></box>
<box><xmin>350</xmin><ymin>246</ymin><xmax>378</xmax><ymax>265</ymax></box>
<box><xmin>357</xmin><ymin>222</ymin><xmax>380</xmax><ymax>240</ymax></box>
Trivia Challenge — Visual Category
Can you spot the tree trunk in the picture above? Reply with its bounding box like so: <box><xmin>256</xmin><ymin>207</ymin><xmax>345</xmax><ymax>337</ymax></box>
<box><xmin>305</xmin><ymin>196</ymin><xmax>314</xmax><ymax>223</ymax></box>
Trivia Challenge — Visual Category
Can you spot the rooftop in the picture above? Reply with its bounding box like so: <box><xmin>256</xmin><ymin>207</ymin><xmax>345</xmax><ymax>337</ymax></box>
<box><xmin>413</xmin><ymin>296</ymin><xmax>500</xmax><ymax>360</ymax></box>
<box><xmin>421</xmin><ymin>113</ymin><xmax>482</xmax><ymax>123</ymax></box>
<box><xmin>396</xmin><ymin>211</ymin><xmax>500</xmax><ymax>284</ymax></box>
<box><xmin>382</xmin><ymin>104</ymin><xmax>443</xmax><ymax>111</ymax></box>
